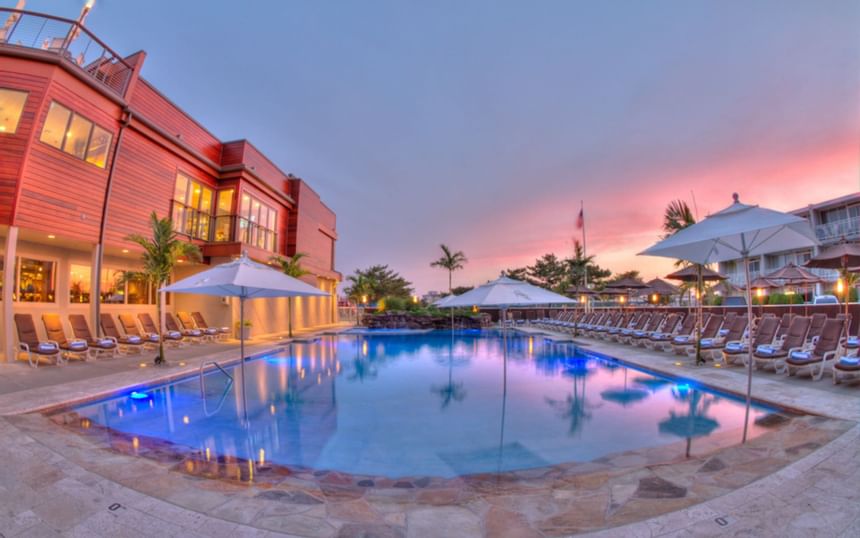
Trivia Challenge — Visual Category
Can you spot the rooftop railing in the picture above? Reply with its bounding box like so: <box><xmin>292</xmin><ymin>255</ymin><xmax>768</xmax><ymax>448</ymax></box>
<box><xmin>816</xmin><ymin>216</ymin><xmax>860</xmax><ymax>244</ymax></box>
<box><xmin>0</xmin><ymin>8</ymin><xmax>132</xmax><ymax>97</ymax></box>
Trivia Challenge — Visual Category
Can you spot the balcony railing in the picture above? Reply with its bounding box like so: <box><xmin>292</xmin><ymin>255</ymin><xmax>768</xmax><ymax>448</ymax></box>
<box><xmin>816</xmin><ymin>216</ymin><xmax>860</xmax><ymax>244</ymax></box>
<box><xmin>172</xmin><ymin>201</ymin><xmax>278</xmax><ymax>252</ymax></box>
<box><xmin>0</xmin><ymin>8</ymin><xmax>133</xmax><ymax>96</ymax></box>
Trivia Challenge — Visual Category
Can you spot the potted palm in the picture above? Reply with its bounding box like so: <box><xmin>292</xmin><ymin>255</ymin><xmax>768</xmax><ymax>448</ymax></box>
<box><xmin>125</xmin><ymin>212</ymin><xmax>201</xmax><ymax>365</ymax></box>
<box><xmin>234</xmin><ymin>319</ymin><xmax>252</xmax><ymax>340</ymax></box>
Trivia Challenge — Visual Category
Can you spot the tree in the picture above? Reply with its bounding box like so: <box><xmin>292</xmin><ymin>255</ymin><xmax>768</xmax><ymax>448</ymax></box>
<box><xmin>661</xmin><ymin>199</ymin><xmax>706</xmax><ymax>363</ymax></box>
<box><xmin>344</xmin><ymin>265</ymin><xmax>413</xmax><ymax>303</ymax></box>
<box><xmin>503</xmin><ymin>267</ymin><xmax>532</xmax><ymax>283</ymax></box>
<box><xmin>662</xmin><ymin>199</ymin><xmax>696</xmax><ymax>239</ymax></box>
<box><xmin>566</xmin><ymin>241</ymin><xmax>611</xmax><ymax>288</ymax></box>
<box><xmin>528</xmin><ymin>253</ymin><xmax>568</xmax><ymax>291</ymax></box>
<box><xmin>450</xmin><ymin>285</ymin><xmax>474</xmax><ymax>296</ymax></box>
<box><xmin>125</xmin><ymin>212</ymin><xmax>201</xmax><ymax>365</ymax></box>
<box><xmin>430</xmin><ymin>244</ymin><xmax>467</xmax><ymax>293</ymax></box>
<box><xmin>607</xmin><ymin>270</ymin><xmax>642</xmax><ymax>284</ymax></box>
<box><xmin>271</xmin><ymin>252</ymin><xmax>310</xmax><ymax>338</ymax></box>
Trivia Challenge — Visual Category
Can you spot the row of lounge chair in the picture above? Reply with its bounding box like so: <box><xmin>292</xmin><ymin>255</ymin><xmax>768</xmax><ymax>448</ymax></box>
<box><xmin>14</xmin><ymin>311</ymin><xmax>229</xmax><ymax>368</ymax></box>
<box><xmin>531</xmin><ymin>310</ymin><xmax>860</xmax><ymax>384</ymax></box>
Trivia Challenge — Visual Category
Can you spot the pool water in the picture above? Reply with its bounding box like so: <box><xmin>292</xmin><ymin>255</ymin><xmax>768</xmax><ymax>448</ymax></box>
<box><xmin>72</xmin><ymin>331</ymin><xmax>772</xmax><ymax>478</ymax></box>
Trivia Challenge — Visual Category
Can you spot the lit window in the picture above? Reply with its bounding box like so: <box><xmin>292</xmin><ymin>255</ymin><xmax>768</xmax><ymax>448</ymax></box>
<box><xmin>16</xmin><ymin>257</ymin><xmax>56</xmax><ymax>303</ymax></box>
<box><xmin>100</xmin><ymin>268</ymin><xmax>124</xmax><ymax>304</ymax></box>
<box><xmin>40</xmin><ymin>102</ymin><xmax>71</xmax><ymax>149</ymax></box>
<box><xmin>39</xmin><ymin>101</ymin><xmax>112</xmax><ymax>168</ymax></box>
<box><xmin>63</xmin><ymin>114</ymin><xmax>93</xmax><ymax>159</ymax></box>
<box><xmin>171</xmin><ymin>173</ymin><xmax>214</xmax><ymax>240</ymax></box>
<box><xmin>238</xmin><ymin>192</ymin><xmax>277</xmax><ymax>251</ymax></box>
<box><xmin>85</xmin><ymin>125</ymin><xmax>112</xmax><ymax>167</ymax></box>
<box><xmin>0</xmin><ymin>88</ymin><xmax>28</xmax><ymax>134</ymax></box>
<box><xmin>69</xmin><ymin>264</ymin><xmax>92</xmax><ymax>303</ymax></box>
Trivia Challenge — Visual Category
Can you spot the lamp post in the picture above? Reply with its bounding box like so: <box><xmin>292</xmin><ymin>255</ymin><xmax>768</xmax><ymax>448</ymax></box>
<box><xmin>836</xmin><ymin>277</ymin><xmax>848</xmax><ymax>318</ymax></box>
<box><xmin>755</xmin><ymin>287</ymin><xmax>764</xmax><ymax>318</ymax></box>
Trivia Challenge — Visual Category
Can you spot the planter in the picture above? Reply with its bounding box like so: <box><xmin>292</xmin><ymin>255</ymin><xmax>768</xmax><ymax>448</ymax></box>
<box><xmin>235</xmin><ymin>326</ymin><xmax>251</xmax><ymax>340</ymax></box>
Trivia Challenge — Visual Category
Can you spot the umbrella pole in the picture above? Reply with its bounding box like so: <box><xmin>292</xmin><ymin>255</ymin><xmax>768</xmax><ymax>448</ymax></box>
<box><xmin>240</xmin><ymin>295</ymin><xmax>249</xmax><ymax>424</ymax></box>
<box><xmin>742</xmin><ymin>254</ymin><xmax>755</xmax><ymax>444</ymax></box>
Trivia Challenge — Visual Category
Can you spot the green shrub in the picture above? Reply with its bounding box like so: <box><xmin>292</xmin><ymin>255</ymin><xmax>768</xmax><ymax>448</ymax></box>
<box><xmin>710</xmin><ymin>295</ymin><xmax>723</xmax><ymax>306</ymax></box>
<box><xmin>382</xmin><ymin>296</ymin><xmax>407</xmax><ymax>311</ymax></box>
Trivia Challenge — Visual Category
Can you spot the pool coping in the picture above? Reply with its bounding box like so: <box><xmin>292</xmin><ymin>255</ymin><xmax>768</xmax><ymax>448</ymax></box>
<box><xmin>3</xmin><ymin>328</ymin><xmax>859</xmax><ymax>536</ymax></box>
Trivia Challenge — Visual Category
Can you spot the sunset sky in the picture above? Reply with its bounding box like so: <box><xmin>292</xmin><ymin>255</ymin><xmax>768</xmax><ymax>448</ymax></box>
<box><xmin>19</xmin><ymin>0</ymin><xmax>860</xmax><ymax>293</ymax></box>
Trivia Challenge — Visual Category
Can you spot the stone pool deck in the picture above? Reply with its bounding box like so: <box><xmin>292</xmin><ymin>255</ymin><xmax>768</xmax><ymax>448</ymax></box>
<box><xmin>0</xmin><ymin>326</ymin><xmax>858</xmax><ymax>537</ymax></box>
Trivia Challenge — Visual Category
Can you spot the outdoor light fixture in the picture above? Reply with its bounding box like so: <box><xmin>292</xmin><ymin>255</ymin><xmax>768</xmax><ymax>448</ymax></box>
<box><xmin>361</xmin><ymin>295</ymin><xmax>368</xmax><ymax>304</ymax></box>
<box><xmin>651</xmin><ymin>293</ymin><xmax>659</xmax><ymax>303</ymax></box>
<box><xmin>756</xmin><ymin>288</ymin><xmax>764</xmax><ymax>298</ymax></box>
<box><xmin>580</xmin><ymin>295</ymin><xmax>586</xmax><ymax>304</ymax></box>
<box><xmin>837</xmin><ymin>277</ymin><xmax>845</xmax><ymax>295</ymax></box>
<box><xmin>47</xmin><ymin>234</ymin><xmax>55</xmax><ymax>239</ymax></box>
<box><xmin>472</xmin><ymin>305</ymin><xmax>478</xmax><ymax>313</ymax></box>
<box><xmin>412</xmin><ymin>295</ymin><xmax>418</xmax><ymax>304</ymax></box>
<box><xmin>122</xmin><ymin>249</ymin><xmax>129</xmax><ymax>253</ymax></box>
<box><xmin>619</xmin><ymin>296</ymin><xmax>626</xmax><ymax>304</ymax></box>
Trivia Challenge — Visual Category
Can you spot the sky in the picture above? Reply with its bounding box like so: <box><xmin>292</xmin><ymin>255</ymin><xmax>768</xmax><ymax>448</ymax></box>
<box><xmin>13</xmin><ymin>0</ymin><xmax>860</xmax><ymax>293</ymax></box>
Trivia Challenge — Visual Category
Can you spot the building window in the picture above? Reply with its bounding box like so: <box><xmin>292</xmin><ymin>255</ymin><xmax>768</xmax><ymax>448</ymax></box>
<box><xmin>99</xmin><ymin>268</ymin><xmax>155</xmax><ymax>305</ymax></box>
<box><xmin>213</xmin><ymin>189</ymin><xmax>234</xmax><ymax>242</ymax></box>
<box><xmin>0</xmin><ymin>88</ymin><xmax>28</xmax><ymax>134</ymax></box>
<box><xmin>172</xmin><ymin>173</ymin><xmax>214</xmax><ymax>240</ymax></box>
<box><xmin>86</xmin><ymin>125</ymin><xmax>112</xmax><ymax>168</ymax></box>
<box><xmin>16</xmin><ymin>257</ymin><xmax>56</xmax><ymax>302</ymax></box>
<box><xmin>69</xmin><ymin>264</ymin><xmax>92</xmax><ymax>303</ymax></box>
<box><xmin>238</xmin><ymin>193</ymin><xmax>277</xmax><ymax>251</ymax></box>
<box><xmin>39</xmin><ymin>101</ymin><xmax>112</xmax><ymax>168</ymax></box>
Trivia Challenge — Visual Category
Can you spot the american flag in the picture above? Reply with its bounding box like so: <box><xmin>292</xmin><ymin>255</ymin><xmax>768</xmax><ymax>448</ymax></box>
<box><xmin>576</xmin><ymin>207</ymin><xmax>584</xmax><ymax>230</ymax></box>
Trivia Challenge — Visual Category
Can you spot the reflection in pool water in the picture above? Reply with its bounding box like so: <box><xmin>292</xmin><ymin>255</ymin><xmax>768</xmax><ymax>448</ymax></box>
<box><xmin>71</xmin><ymin>331</ymin><xmax>772</xmax><ymax>478</ymax></box>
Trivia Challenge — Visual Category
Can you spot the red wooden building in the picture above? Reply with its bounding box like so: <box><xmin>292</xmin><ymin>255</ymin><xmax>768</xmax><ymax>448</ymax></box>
<box><xmin>0</xmin><ymin>7</ymin><xmax>340</xmax><ymax>361</ymax></box>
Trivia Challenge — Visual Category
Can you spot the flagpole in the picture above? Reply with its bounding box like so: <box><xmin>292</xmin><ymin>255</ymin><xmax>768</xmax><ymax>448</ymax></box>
<box><xmin>580</xmin><ymin>200</ymin><xmax>588</xmax><ymax>289</ymax></box>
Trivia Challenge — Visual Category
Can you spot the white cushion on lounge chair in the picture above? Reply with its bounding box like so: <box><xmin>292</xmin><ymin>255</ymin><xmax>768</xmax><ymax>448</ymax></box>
<box><xmin>725</xmin><ymin>342</ymin><xmax>746</xmax><ymax>352</ymax></box>
<box><xmin>700</xmin><ymin>338</ymin><xmax>716</xmax><ymax>346</ymax></box>
<box><xmin>147</xmin><ymin>334</ymin><xmax>160</xmax><ymax>342</ymax></box>
<box><xmin>839</xmin><ymin>356</ymin><xmax>859</xmax><ymax>366</ymax></box>
<box><xmin>190</xmin><ymin>329</ymin><xmax>202</xmax><ymax>336</ymax></box>
<box><xmin>125</xmin><ymin>335</ymin><xmax>142</xmax><ymax>344</ymax></box>
<box><xmin>718</xmin><ymin>329</ymin><xmax>729</xmax><ymax>337</ymax></box>
<box><xmin>204</xmin><ymin>328</ymin><xmax>218</xmax><ymax>335</ymax></box>
<box><xmin>673</xmin><ymin>335</ymin><xmax>691</xmax><ymax>344</ymax></box>
<box><xmin>68</xmin><ymin>341</ymin><xmax>88</xmax><ymax>350</ymax></box>
<box><xmin>98</xmin><ymin>338</ymin><xmax>114</xmax><ymax>347</ymax></box>
<box><xmin>846</xmin><ymin>336</ymin><xmax>859</xmax><ymax>346</ymax></box>
<box><xmin>789</xmin><ymin>350</ymin><xmax>811</xmax><ymax>361</ymax></box>
<box><xmin>38</xmin><ymin>343</ymin><xmax>58</xmax><ymax>352</ymax></box>
<box><xmin>168</xmin><ymin>331</ymin><xmax>182</xmax><ymax>339</ymax></box>
<box><xmin>756</xmin><ymin>345</ymin><xmax>776</xmax><ymax>355</ymax></box>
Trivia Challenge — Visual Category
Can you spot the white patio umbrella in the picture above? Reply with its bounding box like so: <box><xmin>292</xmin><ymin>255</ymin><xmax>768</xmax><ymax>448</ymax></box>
<box><xmin>440</xmin><ymin>274</ymin><xmax>576</xmax><ymax>327</ymax></box>
<box><xmin>161</xmin><ymin>253</ymin><xmax>328</xmax><ymax>421</ymax></box>
<box><xmin>640</xmin><ymin>193</ymin><xmax>818</xmax><ymax>442</ymax></box>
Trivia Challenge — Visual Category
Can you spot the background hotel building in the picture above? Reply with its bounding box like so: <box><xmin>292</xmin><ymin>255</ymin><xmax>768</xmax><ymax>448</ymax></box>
<box><xmin>0</xmin><ymin>7</ymin><xmax>340</xmax><ymax>361</ymax></box>
<box><xmin>718</xmin><ymin>192</ymin><xmax>859</xmax><ymax>289</ymax></box>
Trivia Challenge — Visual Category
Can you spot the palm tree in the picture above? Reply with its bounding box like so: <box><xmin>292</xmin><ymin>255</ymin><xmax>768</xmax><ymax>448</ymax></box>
<box><xmin>662</xmin><ymin>199</ymin><xmax>707</xmax><ymax>364</ymax></box>
<box><xmin>126</xmin><ymin>212</ymin><xmax>201</xmax><ymax>365</ymax></box>
<box><xmin>271</xmin><ymin>252</ymin><xmax>310</xmax><ymax>338</ymax></box>
<box><xmin>430</xmin><ymin>244</ymin><xmax>467</xmax><ymax>293</ymax></box>
<box><xmin>662</xmin><ymin>200</ymin><xmax>696</xmax><ymax>239</ymax></box>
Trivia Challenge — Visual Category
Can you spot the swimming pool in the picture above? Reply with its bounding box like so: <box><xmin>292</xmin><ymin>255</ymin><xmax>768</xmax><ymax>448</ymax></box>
<box><xmin>70</xmin><ymin>331</ymin><xmax>773</xmax><ymax>478</ymax></box>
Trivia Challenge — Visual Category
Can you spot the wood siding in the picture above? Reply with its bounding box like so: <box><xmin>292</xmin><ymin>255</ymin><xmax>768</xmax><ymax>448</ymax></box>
<box><xmin>13</xmin><ymin>66</ymin><xmax>121</xmax><ymax>241</ymax></box>
<box><xmin>128</xmin><ymin>80</ymin><xmax>221</xmax><ymax>164</ymax></box>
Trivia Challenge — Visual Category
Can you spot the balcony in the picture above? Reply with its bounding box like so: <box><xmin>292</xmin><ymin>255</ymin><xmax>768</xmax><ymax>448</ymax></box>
<box><xmin>171</xmin><ymin>201</ymin><xmax>278</xmax><ymax>254</ymax></box>
<box><xmin>816</xmin><ymin>216</ymin><xmax>860</xmax><ymax>244</ymax></box>
<box><xmin>0</xmin><ymin>8</ymin><xmax>132</xmax><ymax>96</ymax></box>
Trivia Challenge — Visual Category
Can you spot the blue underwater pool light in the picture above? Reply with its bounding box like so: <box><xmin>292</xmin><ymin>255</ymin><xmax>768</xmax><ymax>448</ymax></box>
<box><xmin>129</xmin><ymin>391</ymin><xmax>150</xmax><ymax>400</ymax></box>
